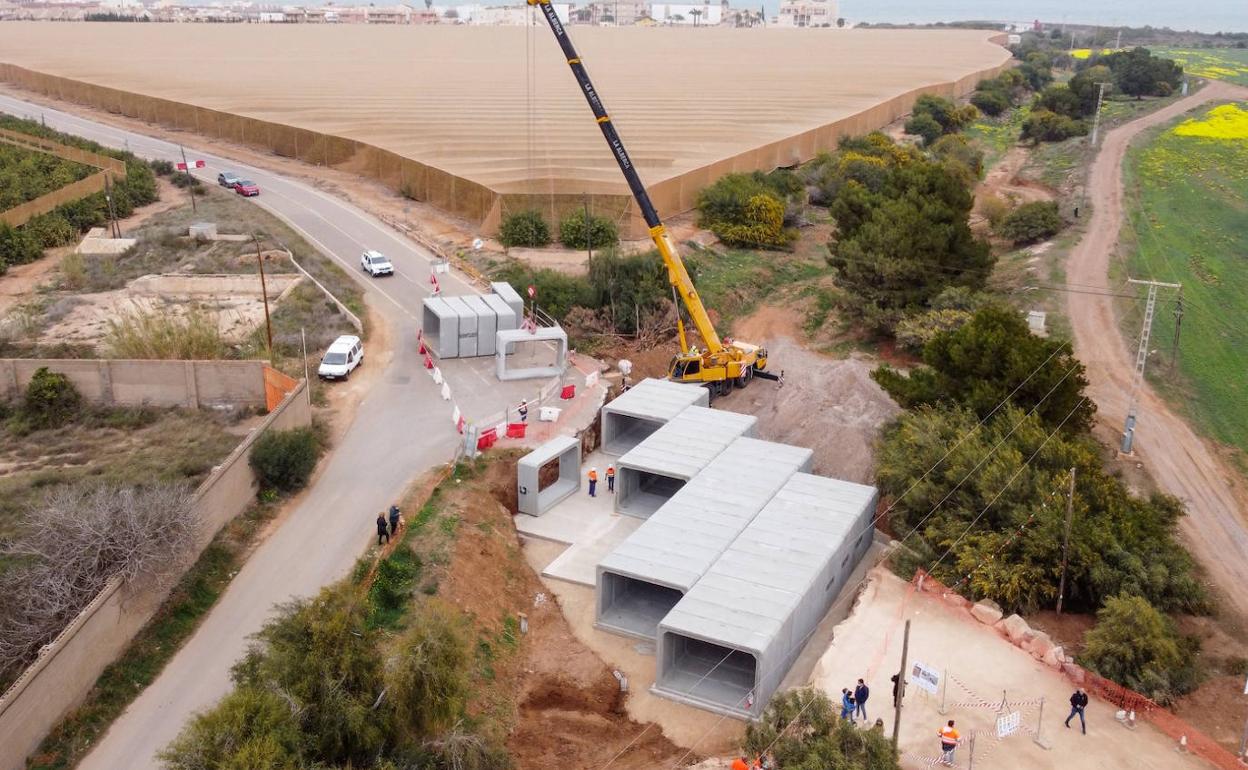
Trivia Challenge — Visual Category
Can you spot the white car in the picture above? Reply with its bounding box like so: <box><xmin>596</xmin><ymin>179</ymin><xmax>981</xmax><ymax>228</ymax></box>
<box><xmin>361</xmin><ymin>249</ymin><xmax>394</xmax><ymax>277</ymax></box>
<box><xmin>317</xmin><ymin>335</ymin><xmax>363</xmax><ymax>380</ymax></box>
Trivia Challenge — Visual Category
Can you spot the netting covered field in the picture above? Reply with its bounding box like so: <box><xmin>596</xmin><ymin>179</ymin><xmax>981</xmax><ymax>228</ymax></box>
<box><xmin>0</xmin><ymin>23</ymin><xmax>1010</xmax><ymax>234</ymax></box>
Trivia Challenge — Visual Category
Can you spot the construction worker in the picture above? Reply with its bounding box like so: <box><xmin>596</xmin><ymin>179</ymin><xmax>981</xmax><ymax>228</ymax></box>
<box><xmin>518</xmin><ymin>400</ymin><xmax>529</xmax><ymax>423</ymax></box>
<box><xmin>588</xmin><ymin>467</ymin><xmax>598</xmax><ymax>497</ymax></box>
<box><xmin>730</xmin><ymin>758</ymin><xmax>749</xmax><ymax>770</ymax></box>
<box><xmin>938</xmin><ymin>720</ymin><xmax>960</xmax><ymax>767</ymax></box>
<box><xmin>606</xmin><ymin>464</ymin><xmax>615</xmax><ymax>493</ymax></box>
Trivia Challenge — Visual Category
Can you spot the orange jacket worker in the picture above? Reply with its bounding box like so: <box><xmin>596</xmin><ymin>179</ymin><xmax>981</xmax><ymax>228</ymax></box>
<box><xmin>587</xmin><ymin>467</ymin><xmax>598</xmax><ymax>497</ymax></box>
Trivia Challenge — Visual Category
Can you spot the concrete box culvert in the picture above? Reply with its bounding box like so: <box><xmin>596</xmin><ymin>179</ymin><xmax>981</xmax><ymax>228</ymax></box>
<box><xmin>600</xmin><ymin>377</ymin><xmax>709</xmax><ymax>456</ymax></box>
<box><xmin>516</xmin><ymin>434</ymin><xmax>581</xmax><ymax>516</ymax></box>
<box><xmin>654</xmin><ymin>473</ymin><xmax>878</xmax><ymax>719</ymax></box>
<box><xmin>482</xmin><ymin>293</ymin><xmax>517</xmax><ymax>333</ymax></box>
<box><xmin>491</xmin><ymin>281</ymin><xmax>524</xmax><ymax>321</ymax></box>
<box><xmin>596</xmin><ymin>436</ymin><xmax>812</xmax><ymax>640</ymax></box>
<box><xmin>421</xmin><ymin>297</ymin><xmax>459</xmax><ymax>359</ymax></box>
<box><xmin>613</xmin><ymin>406</ymin><xmax>758</xmax><ymax>519</ymax></box>
<box><xmin>444</xmin><ymin>296</ymin><xmax>478</xmax><ymax>358</ymax></box>
<box><xmin>462</xmin><ymin>295</ymin><xmax>496</xmax><ymax>357</ymax></box>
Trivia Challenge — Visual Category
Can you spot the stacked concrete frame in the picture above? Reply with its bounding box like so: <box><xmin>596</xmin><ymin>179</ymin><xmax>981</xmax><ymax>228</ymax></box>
<box><xmin>596</xmin><ymin>436</ymin><xmax>812</xmax><ymax>640</ymax></box>
<box><xmin>600</xmin><ymin>378</ymin><xmax>709</xmax><ymax>456</ymax></box>
<box><xmin>613</xmin><ymin>406</ymin><xmax>758</xmax><ymax>519</ymax></box>
<box><xmin>654</xmin><ymin>473</ymin><xmax>878</xmax><ymax>718</ymax></box>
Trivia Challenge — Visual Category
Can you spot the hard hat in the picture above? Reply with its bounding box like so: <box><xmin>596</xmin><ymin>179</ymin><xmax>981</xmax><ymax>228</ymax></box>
<box><xmin>591</xmin><ymin>467</ymin><xmax>597</xmax><ymax>472</ymax></box>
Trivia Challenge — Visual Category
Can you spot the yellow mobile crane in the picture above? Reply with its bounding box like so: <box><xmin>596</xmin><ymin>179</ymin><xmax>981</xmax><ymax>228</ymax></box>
<box><xmin>527</xmin><ymin>0</ymin><xmax>776</xmax><ymax>398</ymax></box>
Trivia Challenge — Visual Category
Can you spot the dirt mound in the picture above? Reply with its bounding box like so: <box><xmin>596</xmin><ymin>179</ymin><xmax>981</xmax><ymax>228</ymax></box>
<box><xmin>434</xmin><ymin>455</ymin><xmax>689</xmax><ymax>770</ymax></box>
<box><xmin>719</xmin><ymin>307</ymin><xmax>901</xmax><ymax>483</ymax></box>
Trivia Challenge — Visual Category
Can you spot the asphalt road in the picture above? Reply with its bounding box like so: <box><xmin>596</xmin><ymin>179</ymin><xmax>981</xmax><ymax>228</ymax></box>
<box><xmin>0</xmin><ymin>93</ymin><xmax>507</xmax><ymax>769</ymax></box>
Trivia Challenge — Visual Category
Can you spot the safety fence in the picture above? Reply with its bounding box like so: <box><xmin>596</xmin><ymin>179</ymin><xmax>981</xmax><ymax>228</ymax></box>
<box><xmin>0</xmin><ymin>53</ymin><xmax>1011</xmax><ymax>239</ymax></box>
<box><xmin>911</xmin><ymin>569</ymin><xmax>1243</xmax><ymax>770</ymax></box>
<box><xmin>0</xmin><ymin>125</ymin><xmax>129</xmax><ymax>227</ymax></box>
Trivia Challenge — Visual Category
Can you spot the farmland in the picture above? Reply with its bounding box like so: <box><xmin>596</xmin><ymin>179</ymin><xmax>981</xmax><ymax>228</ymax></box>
<box><xmin>1120</xmin><ymin>102</ymin><xmax>1248</xmax><ymax>459</ymax></box>
<box><xmin>1155</xmin><ymin>47</ymin><xmax>1248</xmax><ymax>86</ymax></box>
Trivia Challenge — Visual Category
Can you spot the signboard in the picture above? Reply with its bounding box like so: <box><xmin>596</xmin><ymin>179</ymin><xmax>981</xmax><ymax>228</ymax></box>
<box><xmin>996</xmin><ymin>711</ymin><xmax>1021</xmax><ymax>738</ymax></box>
<box><xmin>527</xmin><ymin>285</ymin><xmax>536</xmax><ymax>298</ymax></box>
<box><xmin>908</xmin><ymin>661</ymin><xmax>940</xmax><ymax>695</ymax></box>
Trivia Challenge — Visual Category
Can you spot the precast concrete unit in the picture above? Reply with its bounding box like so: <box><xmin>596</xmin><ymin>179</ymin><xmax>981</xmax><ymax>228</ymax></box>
<box><xmin>495</xmin><ymin>327</ymin><xmax>569</xmax><ymax>381</ymax></box>
<box><xmin>421</xmin><ymin>297</ymin><xmax>460</xmax><ymax>358</ymax></box>
<box><xmin>600</xmin><ymin>378</ymin><xmax>709</xmax><ymax>456</ymax></box>
<box><xmin>491</xmin><ymin>281</ymin><xmax>524</xmax><ymax>321</ymax></box>
<box><xmin>482</xmin><ymin>294</ymin><xmax>518</xmax><ymax>333</ymax></box>
<box><xmin>654</xmin><ymin>473</ymin><xmax>878</xmax><ymax>718</ymax></box>
<box><xmin>444</xmin><ymin>296</ymin><xmax>478</xmax><ymax>358</ymax></box>
<box><xmin>596</xmin><ymin>437</ymin><xmax>810</xmax><ymax>639</ymax></box>
<box><xmin>462</xmin><ymin>295</ymin><xmax>497</xmax><ymax>356</ymax></box>
<box><xmin>614</xmin><ymin>406</ymin><xmax>756</xmax><ymax>519</ymax></box>
<box><xmin>516</xmin><ymin>435</ymin><xmax>581</xmax><ymax>516</ymax></box>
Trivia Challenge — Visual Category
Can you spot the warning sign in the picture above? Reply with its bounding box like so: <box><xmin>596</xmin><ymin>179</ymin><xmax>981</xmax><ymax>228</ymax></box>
<box><xmin>996</xmin><ymin>711</ymin><xmax>1021</xmax><ymax>738</ymax></box>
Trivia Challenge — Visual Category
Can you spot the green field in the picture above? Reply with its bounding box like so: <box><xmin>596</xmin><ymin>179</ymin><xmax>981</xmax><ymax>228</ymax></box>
<box><xmin>1121</xmin><ymin>102</ymin><xmax>1248</xmax><ymax>459</ymax></box>
<box><xmin>1154</xmin><ymin>47</ymin><xmax>1248</xmax><ymax>86</ymax></box>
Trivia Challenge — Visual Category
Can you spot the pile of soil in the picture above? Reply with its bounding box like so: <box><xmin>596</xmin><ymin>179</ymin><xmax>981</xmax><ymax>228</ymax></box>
<box><xmin>435</xmin><ymin>456</ymin><xmax>689</xmax><ymax>769</ymax></box>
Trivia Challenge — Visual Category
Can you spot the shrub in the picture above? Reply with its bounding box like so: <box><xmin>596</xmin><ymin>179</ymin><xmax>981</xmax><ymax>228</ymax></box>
<box><xmin>149</xmin><ymin>158</ymin><xmax>175</xmax><ymax>176</ymax></box>
<box><xmin>971</xmin><ymin>88</ymin><xmax>1010</xmax><ymax>116</ymax></box>
<box><xmin>696</xmin><ymin>171</ymin><xmax>799</xmax><ymax>230</ymax></box>
<box><xmin>1020</xmin><ymin>109</ymin><xmax>1088</xmax><ymax>143</ymax></box>
<box><xmin>931</xmin><ymin>134</ymin><xmax>984</xmax><ymax>180</ymax></box>
<box><xmin>979</xmin><ymin>194</ymin><xmax>1011</xmax><ymax>228</ymax></box>
<box><xmin>904</xmin><ymin>112</ymin><xmax>943</xmax><ymax>146</ymax></box>
<box><xmin>59</xmin><ymin>251</ymin><xmax>87</xmax><ymax>290</ymax></box>
<box><xmin>559</xmin><ymin>208</ymin><xmax>619</xmax><ymax>250</ymax></box>
<box><xmin>1081</xmin><ymin>594</ymin><xmax>1201</xmax><ymax>704</ymax></box>
<box><xmin>0</xmin><ymin>222</ymin><xmax>43</xmax><ymax>269</ymax></box>
<box><xmin>23</xmin><ymin>212</ymin><xmax>78</xmax><ymax>249</ymax></box>
<box><xmin>710</xmin><ymin>193</ymin><xmax>796</xmax><ymax>249</ymax></box>
<box><xmin>248</xmin><ymin>426</ymin><xmax>324</xmax><ymax>493</ymax></box>
<box><xmin>997</xmin><ymin>201</ymin><xmax>1064</xmax><ymax>245</ymax></box>
<box><xmin>19</xmin><ymin>366</ymin><xmax>82</xmax><ymax>430</ymax></box>
<box><xmin>498</xmin><ymin>210</ymin><xmax>551</xmax><ymax>248</ymax></box>
<box><xmin>744</xmin><ymin>688</ymin><xmax>899</xmax><ymax>769</ymax></box>
<box><xmin>103</xmin><ymin>307</ymin><xmax>227</xmax><ymax>360</ymax></box>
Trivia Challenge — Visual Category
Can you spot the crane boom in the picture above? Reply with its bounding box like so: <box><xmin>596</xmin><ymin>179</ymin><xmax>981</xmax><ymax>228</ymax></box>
<box><xmin>527</xmin><ymin>0</ymin><xmax>723</xmax><ymax>355</ymax></box>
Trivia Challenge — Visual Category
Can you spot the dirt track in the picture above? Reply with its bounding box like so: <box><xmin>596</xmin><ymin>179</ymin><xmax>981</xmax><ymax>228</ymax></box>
<box><xmin>1065</xmin><ymin>80</ymin><xmax>1248</xmax><ymax>619</ymax></box>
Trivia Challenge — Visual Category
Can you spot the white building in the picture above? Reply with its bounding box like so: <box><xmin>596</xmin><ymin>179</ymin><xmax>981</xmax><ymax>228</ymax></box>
<box><xmin>650</xmin><ymin>2</ymin><xmax>720</xmax><ymax>25</ymax></box>
<box><xmin>775</xmin><ymin>0</ymin><xmax>837</xmax><ymax>27</ymax></box>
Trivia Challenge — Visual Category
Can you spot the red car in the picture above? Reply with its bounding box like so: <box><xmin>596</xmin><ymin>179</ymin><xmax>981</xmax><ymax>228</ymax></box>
<box><xmin>233</xmin><ymin>179</ymin><xmax>260</xmax><ymax>197</ymax></box>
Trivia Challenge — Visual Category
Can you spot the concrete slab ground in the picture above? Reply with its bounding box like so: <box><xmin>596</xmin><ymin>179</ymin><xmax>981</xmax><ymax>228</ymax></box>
<box><xmin>809</xmin><ymin>569</ymin><xmax>1209</xmax><ymax>770</ymax></box>
<box><xmin>515</xmin><ymin>449</ymin><xmax>641</xmax><ymax>586</ymax></box>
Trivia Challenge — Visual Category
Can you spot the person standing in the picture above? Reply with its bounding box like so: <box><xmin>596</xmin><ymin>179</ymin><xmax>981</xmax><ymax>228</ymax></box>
<box><xmin>938</xmin><ymin>720</ymin><xmax>960</xmax><ymax>766</ymax></box>
<box><xmin>840</xmin><ymin>688</ymin><xmax>856</xmax><ymax>723</ymax></box>
<box><xmin>1065</xmin><ymin>688</ymin><xmax>1089</xmax><ymax>734</ymax></box>
<box><xmin>388</xmin><ymin>504</ymin><xmax>401</xmax><ymax>537</ymax></box>
<box><xmin>606</xmin><ymin>464</ymin><xmax>616</xmax><ymax>493</ymax></box>
<box><xmin>518</xmin><ymin>400</ymin><xmax>529</xmax><ymax>423</ymax></box>
<box><xmin>375</xmin><ymin>513</ymin><xmax>390</xmax><ymax>546</ymax></box>
<box><xmin>855</xmin><ymin>678</ymin><xmax>870</xmax><ymax>722</ymax></box>
<box><xmin>588</xmin><ymin>467</ymin><xmax>598</xmax><ymax>497</ymax></box>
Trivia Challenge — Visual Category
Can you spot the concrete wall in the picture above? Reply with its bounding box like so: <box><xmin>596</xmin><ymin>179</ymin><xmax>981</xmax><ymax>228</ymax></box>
<box><xmin>0</xmin><ymin>359</ymin><xmax>268</xmax><ymax>409</ymax></box>
<box><xmin>0</xmin><ymin>381</ymin><xmax>311</xmax><ymax>770</ymax></box>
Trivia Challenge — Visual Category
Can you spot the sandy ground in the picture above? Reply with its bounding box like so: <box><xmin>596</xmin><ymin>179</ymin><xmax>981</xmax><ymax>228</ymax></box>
<box><xmin>1063</xmin><ymin>79</ymin><xmax>1248</xmax><ymax>622</ymax></box>
<box><xmin>810</xmin><ymin>568</ymin><xmax>1209</xmax><ymax>770</ymax></box>
<box><xmin>716</xmin><ymin>305</ymin><xmax>901</xmax><ymax>483</ymax></box>
<box><xmin>0</xmin><ymin>25</ymin><xmax>1007</xmax><ymax>197</ymax></box>
<box><xmin>973</xmin><ymin>145</ymin><xmax>1056</xmax><ymax>226</ymax></box>
<box><xmin>36</xmin><ymin>272</ymin><xmax>301</xmax><ymax>348</ymax></box>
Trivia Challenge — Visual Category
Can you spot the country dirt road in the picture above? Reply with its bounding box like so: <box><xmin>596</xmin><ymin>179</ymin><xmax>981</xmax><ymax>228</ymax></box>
<box><xmin>1065</xmin><ymin>80</ymin><xmax>1248</xmax><ymax>619</ymax></box>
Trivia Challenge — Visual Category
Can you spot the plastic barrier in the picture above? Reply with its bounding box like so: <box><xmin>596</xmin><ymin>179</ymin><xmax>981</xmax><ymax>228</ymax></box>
<box><xmin>506</xmin><ymin>422</ymin><xmax>528</xmax><ymax>439</ymax></box>
<box><xmin>560</xmin><ymin>384</ymin><xmax>576</xmax><ymax>400</ymax></box>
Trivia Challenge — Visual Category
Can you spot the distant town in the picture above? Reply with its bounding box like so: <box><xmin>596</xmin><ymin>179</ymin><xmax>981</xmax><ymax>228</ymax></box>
<box><xmin>0</xmin><ymin>0</ymin><xmax>844</xmax><ymax>27</ymax></box>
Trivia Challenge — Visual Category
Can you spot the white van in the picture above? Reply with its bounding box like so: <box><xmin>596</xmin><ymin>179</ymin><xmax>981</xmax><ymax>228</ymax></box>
<box><xmin>318</xmin><ymin>335</ymin><xmax>363</xmax><ymax>380</ymax></box>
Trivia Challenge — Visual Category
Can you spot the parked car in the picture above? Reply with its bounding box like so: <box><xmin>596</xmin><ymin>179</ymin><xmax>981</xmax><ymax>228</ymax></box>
<box><xmin>233</xmin><ymin>179</ymin><xmax>260</xmax><ymax>197</ymax></box>
<box><xmin>217</xmin><ymin>171</ymin><xmax>240</xmax><ymax>187</ymax></box>
<box><xmin>361</xmin><ymin>249</ymin><xmax>394</xmax><ymax>277</ymax></box>
<box><xmin>318</xmin><ymin>335</ymin><xmax>363</xmax><ymax>380</ymax></box>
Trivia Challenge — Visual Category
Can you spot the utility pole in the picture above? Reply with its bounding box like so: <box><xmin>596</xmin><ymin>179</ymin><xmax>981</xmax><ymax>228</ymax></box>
<box><xmin>1089</xmin><ymin>81</ymin><xmax>1109</xmax><ymax>146</ymax></box>
<box><xmin>1115</xmin><ymin>28</ymin><xmax>1122</xmax><ymax>49</ymax></box>
<box><xmin>1171</xmin><ymin>288</ymin><xmax>1184</xmax><ymax>371</ymax></box>
<box><xmin>179</xmin><ymin>145</ymin><xmax>197</xmax><ymax>212</ymax></box>
<box><xmin>254</xmin><ymin>235</ymin><xmax>274</xmax><ymax>361</ymax></box>
<box><xmin>103</xmin><ymin>174</ymin><xmax>122</xmax><ymax>238</ymax></box>
<box><xmin>1121</xmin><ymin>278</ymin><xmax>1182</xmax><ymax>454</ymax></box>
<box><xmin>1056</xmin><ymin>467</ymin><xmax>1076</xmax><ymax>615</ymax></box>
<box><xmin>892</xmin><ymin>619</ymin><xmax>910</xmax><ymax>750</ymax></box>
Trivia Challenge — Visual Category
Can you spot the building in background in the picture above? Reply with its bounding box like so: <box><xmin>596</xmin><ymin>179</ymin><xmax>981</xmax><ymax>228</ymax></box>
<box><xmin>775</xmin><ymin>0</ymin><xmax>837</xmax><ymax>27</ymax></box>
<box><xmin>651</xmin><ymin>2</ymin><xmax>721</xmax><ymax>25</ymax></box>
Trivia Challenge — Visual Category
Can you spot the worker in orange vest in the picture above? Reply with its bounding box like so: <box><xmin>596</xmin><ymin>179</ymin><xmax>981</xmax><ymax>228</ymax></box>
<box><xmin>588</xmin><ymin>467</ymin><xmax>598</xmax><ymax>497</ymax></box>
<box><xmin>606</xmin><ymin>464</ymin><xmax>616</xmax><ymax>493</ymax></box>
<box><xmin>730</xmin><ymin>757</ymin><xmax>749</xmax><ymax>770</ymax></box>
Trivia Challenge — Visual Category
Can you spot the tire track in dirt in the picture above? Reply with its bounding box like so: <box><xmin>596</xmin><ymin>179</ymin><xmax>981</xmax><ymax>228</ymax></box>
<box><xmin>1064</xmin><ymin>79</ymin><xmax>1248</xmax><ymax>619</ymax></box>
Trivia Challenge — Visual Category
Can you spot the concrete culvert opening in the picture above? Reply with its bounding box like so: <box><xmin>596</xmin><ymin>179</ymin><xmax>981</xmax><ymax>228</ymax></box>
<box><xmin>602</xmin><ymin>413</ymin><xmax>663</xmax><ymax>456</ymax></box>
<box><xmin>617</xmin><ymin>468</ymin><xmax>686</xmax><ymax>518</ymax></box>
<box><xmin>597</xmin><ymin>571</ymin><xmax>684</xmax><ymax>639</ymax></box>
<box><xmin>658</xmin><ymin>632</ymin><xmax>757</xmax><ymax>712</ymax></box>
